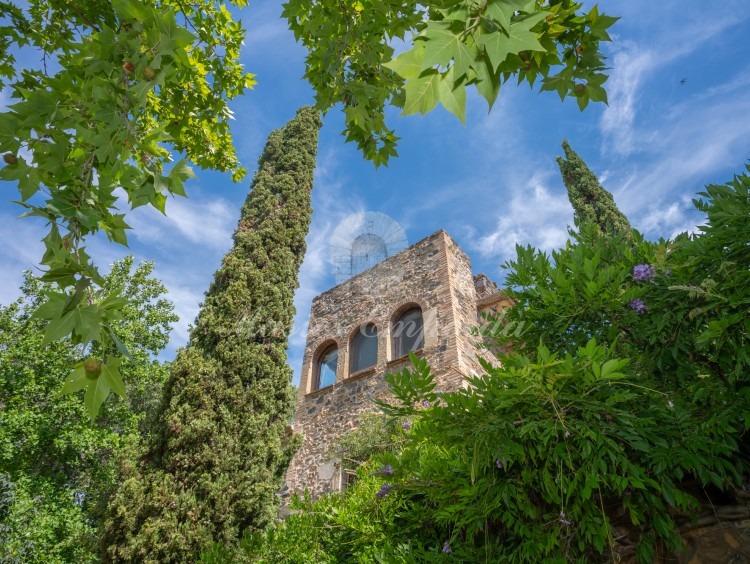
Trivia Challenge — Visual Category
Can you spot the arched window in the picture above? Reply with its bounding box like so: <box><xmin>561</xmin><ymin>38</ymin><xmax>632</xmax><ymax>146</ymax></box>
<box><xmin>350</xmin><ymin>323</ymin><xmax>378</xmax><ymax>373</ymax></box>
<box><xmin>392</xmin><ymin>307</ymin><xmax>424</xmax><ymax>358</ymax></box>
<box><xmin>315</xmin><ymin>345</ymin><xmax>338</xmax><ymax>390</ymax></box>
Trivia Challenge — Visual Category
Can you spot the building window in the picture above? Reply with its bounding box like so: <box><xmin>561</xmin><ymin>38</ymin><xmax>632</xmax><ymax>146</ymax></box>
<box><xmin>392</xmin><ymin>307</ymin><xmax>424</xmax><ymax>358</ymax></box>
<box><xmin>315</xmin><ymin>345</ymin><xmax>338</xmax><ymax>390</ymax></box>
<box><xmin>350</xmin><ymin>323</ymin><xmax>378</xmax><ymax>373</ymax></box>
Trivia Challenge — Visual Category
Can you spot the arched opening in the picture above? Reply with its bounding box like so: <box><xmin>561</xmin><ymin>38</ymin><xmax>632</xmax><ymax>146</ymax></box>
<box><xmin>349</xmin><ymin>323</ymin><xmax>378</xmax><ymax>373</ymax></box>
<box><xmin>392</xmin><ymin>307</ymin><xmax>424</xmax><ymax>358</ymax></box>
<box><xmin>314</xmin><ymin>345</ymin><xmax>338</xmax><ymax>390</ymax></box>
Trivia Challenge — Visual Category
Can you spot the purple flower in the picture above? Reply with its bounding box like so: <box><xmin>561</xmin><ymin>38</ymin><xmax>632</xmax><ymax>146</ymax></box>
<box><xmin>495</xmin><ymin>459</ymin><xmax>504</xmax><ymax>470</ymax></box>
<box><xmin>442</xmin><ymin>541</ymin><xmax>452</xmax><ymax>554</ymax></box>
<box><xmin>633</xmin><ymin>264</ymin><xmax>656</xmax><ymax>282</ymax></box>
<box><xmin>559</xmin><ymin>510</ymin><xmax>572</xmax><ymax>526</ymax></box>
<box><xmin>401</xmin><ymin>421</ymin><xmax>411</xmax><ymax>430</ymax></box>
<box><xmin>628</xmin><ymin>298</ymin><xmax>648</xmax><ymax>313</ymax></box>
<box><xmin>375</xmin><ymin>464</ymin><xmax>393</xmax><ymax>476</ymax></box>
<box><xmin>421</xmin><ymin>400</ymin><xmax>430</xmax><ymax>408</ymax></box>
<box><xmin>375</xmin><ymin>483</ymin><xmax>392</xmax><ymax>498</ymax></box>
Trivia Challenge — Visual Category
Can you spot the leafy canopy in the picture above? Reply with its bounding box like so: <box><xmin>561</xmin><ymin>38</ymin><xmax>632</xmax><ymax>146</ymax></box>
<box><xmin>284</xmin><ymin>0</ymin><xmax>617</xmax><ymax>165</ymax></box>
<box><xmin>0</xmin><ymin>0</ymin><xmax>252</xmax><ymax>419</ymax></box>
<box><xmin>0</xmin><ymin>257</ymin><xmax>175</xmax><ymax>562</ymax></box>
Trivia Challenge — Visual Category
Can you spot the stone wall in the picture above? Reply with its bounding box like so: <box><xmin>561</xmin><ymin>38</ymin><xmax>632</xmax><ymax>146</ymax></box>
<box><xmin>284</xmin><ymin>230</ymin><xmax>501</xmax><ymax>499</ymax></box>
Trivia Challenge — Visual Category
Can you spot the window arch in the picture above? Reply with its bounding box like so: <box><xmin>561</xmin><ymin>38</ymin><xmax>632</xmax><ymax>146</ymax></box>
<box><xmin>392</xmin><ymin>307</ymin><xmax>424</xmax><ymax>358</ymax></box>
<box><xmin>350</xmin><ymin>323</ymin><xmax>378</xmax><ymax>373</ymax></box>
<box><xmin>314</xmin><ymin>344</ymin><xmax>338</xmax><ymax>390</ymax></box>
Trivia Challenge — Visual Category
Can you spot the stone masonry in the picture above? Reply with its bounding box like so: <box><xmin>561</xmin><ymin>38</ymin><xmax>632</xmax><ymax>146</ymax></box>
<box><xmin>284</xmin><ymin>230</ymin><xmax>508</xmax><ymax>499</ymax></box>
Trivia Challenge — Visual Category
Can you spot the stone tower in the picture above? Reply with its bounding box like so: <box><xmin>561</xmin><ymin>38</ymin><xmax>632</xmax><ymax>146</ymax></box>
<box><xmin>284</xmin><ymin>230</ymin><xmax>508</xmax><ymax>498</ymax></box>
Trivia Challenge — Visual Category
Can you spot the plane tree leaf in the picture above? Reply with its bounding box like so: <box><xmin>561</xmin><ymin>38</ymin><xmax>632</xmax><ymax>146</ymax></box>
<box><xmin>402</xmin><ymin>70</ymin><xmax>442</xmax><ymax>116</ymax></box>
<box><xmin>0</xmin><ymin>0</ymin><xmax>254</xmax><ymax>419</ymax></box>
<box><xmin>285</xmin><ymin>0</ymin><xmax>618</xmax><ymax>164</ymax></box>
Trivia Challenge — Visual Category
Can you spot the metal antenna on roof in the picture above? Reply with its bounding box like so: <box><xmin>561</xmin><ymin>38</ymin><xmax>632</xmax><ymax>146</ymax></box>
<box><xmin>329</xmin><ymin>211</ymin><xmax>408</xmax><ymax>286</ymax></box>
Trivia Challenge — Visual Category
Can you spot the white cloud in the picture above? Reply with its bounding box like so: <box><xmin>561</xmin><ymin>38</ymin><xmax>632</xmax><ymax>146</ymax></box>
<box><xmin>612</xmin><ymin>76</ymin><xmax>750</xmax><ymax>220</ymax></box>
<box><xmin>472</xmin><ymin>172</ymin><xmax>572</xmax><ymax>261</ymax></box>
<box><xmin>157</xmin><ymin>277</ymin><xmax>203</xmax><ymax>347</ymax></box>
<box><xmin>634</xmin><ymin>194</ymin><xmax>703</xmax><ymax>240</ymax></box>
<box><xmin>0</xmin><ymin>211</ymin><xmax>46</xmax><ymax>305</ymax></box>
<box><xmin>127</xmin><ymin>193</ymin><xmax>237</xmax><ymax>250</ymax></box>
<box><xmin>601</xmin><ymin>14</ymin><xmax>740</xmax><ymax>156</ymax></box>
<box><xmin>599</xmin><ymin>46</ymin><xmax>654</xmax><ymax>156</ymax></box>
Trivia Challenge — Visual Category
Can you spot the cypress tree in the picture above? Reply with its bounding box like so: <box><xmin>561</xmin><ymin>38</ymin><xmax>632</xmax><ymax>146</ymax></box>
<box><xmin>557</xmin><ymin>141</ymin><xmax>632</xmax><ymax>237</ymax></box>
<box><xmin>102</xmin><ymin>107</ymin><xmax>321</xmax><ymax>562</ymax></box>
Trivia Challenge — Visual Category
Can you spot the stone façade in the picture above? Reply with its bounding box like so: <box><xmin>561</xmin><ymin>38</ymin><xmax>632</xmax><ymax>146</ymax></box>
<box><xmin>284</xmin><ymin>230</ymin><xmax>510</xmax><ymax>499</ymax></box>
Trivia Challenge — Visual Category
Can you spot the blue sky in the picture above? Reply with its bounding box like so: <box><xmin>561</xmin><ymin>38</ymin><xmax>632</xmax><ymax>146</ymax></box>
<box><xmin>1</xmin><ymin>0</ymin><xmax>749</xmax><ymax>385</ymax></box>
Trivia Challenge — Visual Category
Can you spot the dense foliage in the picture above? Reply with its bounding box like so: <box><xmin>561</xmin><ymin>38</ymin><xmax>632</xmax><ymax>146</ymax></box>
<box><xmin>0</xmin><ymin>0</ymin><xmax>253</xmax><ymax>417</ymax></box>
<box><xmin>0</xmin><ymin>258</ymin><xmax>176</xmax><ymax>563</ymax></box>
<box><xmin>557</xmin><ymin>141</ymin><xmax>632</xmax><ymax>236</ymax></box>
<box><xmin>284</xmin><ymin>0</ymin><xmax>617</xmax><ymax>165</ymax></box>
<box><xmin>222</xmin><ymin>163</ymin><xmax>749</xmax><ymax>562</ymax></box>
<box><xmin>102</xmin><ymin>107</ymin><xmax>321</xmax><ymax>562</ymax></box>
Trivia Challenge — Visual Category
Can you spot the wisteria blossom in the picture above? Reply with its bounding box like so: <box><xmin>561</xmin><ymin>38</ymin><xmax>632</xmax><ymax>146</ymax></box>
<box><xmin>633</xmin><ymin>264</ymin><xmax>656</xmax><ymax>281</ymax></box>
<box><xmin>628</xmin><ymin>298</ymin><xmax>648</xmax><ymax>313</ymax></box>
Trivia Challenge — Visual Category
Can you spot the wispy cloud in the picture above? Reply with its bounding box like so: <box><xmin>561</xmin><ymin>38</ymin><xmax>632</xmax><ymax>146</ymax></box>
<box><xmin>599</xmin><ymin>46</ymin><xmax>654</xmax><ymax>156</ymax></box>
<box><xmin>601</xmin><ymin>14</ymin><xmax>741</xmax><ymax>156</ymax></box>
<box><xmin>470</xmin><ymin>172</ymin><xmax>572</xmax><ymax>262</ymax></box>
<box><xmin>126</xmin><ymin>191</ymin><xmax>238</xmax><ymax>251</ymax></box>
<box><xmin>612</xmin><ymin>73</ymin><xmax>750</xmax><ymax>220</ymax></box>
<box><xmin>0</xmin><ymin>211</ymin><xmax>46</xmax><ymax>305</ymax></box>
<box><xmin>635</xmin><ymin>194</ymin><xmax>703</xmax><ymax>240</ymax></box>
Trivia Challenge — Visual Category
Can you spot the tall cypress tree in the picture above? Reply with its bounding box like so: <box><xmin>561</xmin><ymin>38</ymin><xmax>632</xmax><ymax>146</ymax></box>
<box><xmin>102</xmin><ymin>107</ymin><xmax>321</xmax><ymax>562</ymax></box>
<box><xmin>557</xmin><ymin>141</ymin><xmax>632</xmax><ymax>237</ymax></box>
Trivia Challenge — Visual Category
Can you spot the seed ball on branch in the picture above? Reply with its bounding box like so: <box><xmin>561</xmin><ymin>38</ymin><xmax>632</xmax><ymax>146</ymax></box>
<box><xmin>3</xmin><ymin>153</ymin><xmax>18</xmax><ymax>165</ymax></box>
<box><xmin>83</xmin><ymin>358</ymin><xmax>103</xmax><ymax>380</ymax></box>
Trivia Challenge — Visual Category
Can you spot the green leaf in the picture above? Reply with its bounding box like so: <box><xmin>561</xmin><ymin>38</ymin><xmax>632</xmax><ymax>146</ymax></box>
<box><xmin>101</xmin><ymin>357</ymin><xmax>126</xmax><ymax>398</ymax></box>
<box><xmin>477</xmin><ymin>19</ymin><xmax>545</xmax><ymax>72</ymax></box>
<box><xmin>485</xmin><ymin>0</ymin><xmax>527</xmax><ymax>32</ymax></box>
<box><xmin>587</xmin><ymin>7</ymin><xmax>619</xmax><ymax>41</ymax></box>
<box><xmin>61</xmin><ymin>365</ymin><xmax>88</xmax><ymax>395</ymax></box>
<box><xmin>507</xmin><ymin>18</ymin><xmax>545</xmax><ymax>51</ymax></box>
<box><xmin>438</xmin><ymin>68</ymin><xmax>466</xmax><ymax>124</ymax></box>
<box><xmin>540</xmin><ymin>74</ymin><xmax>570</xmax><ymax>101</ymax></box>
<box><xmin>42</xmin><ymin>306</ymin><xmax>80</xmax><ymax>345</ymax></box>
<box><xmin>169</xmin><ymin>158</ymin><xmax>195</xmax><ymax>186</ymax></box>
<box><xmin>105</xmin><ymin>326</ymin><xmax>134</xmax><ymax>362</ymax></box>
<box><xmin>34</xmin><ymin>288</ymin><xmax>104</xmax><ymax>347</ymax></box>
<box><xmin>402</xmin><ymin>70</ymin><xmax>441</xmax><ymax>116</ymax></box>
<box><xmin>420</xmin><ymin>24</ymin><xmax>474</xmax><ymax>79</ymax></box>
<box><xmin>472</xmin><ymin>55</ymin><xmax>501</xmax><ymax>109</ymax></box>
<box><xmin>83</xmin><ymin>357</ymin><xmax>124</xmax><ymax>421</ymax></box>
<box><xmin>477</xmin><ymin>31</ymin><xmax>513</xmax><ymax>72</ymax></box>
<box><xmin>384</xmin><ymin>42</ymin><xmax>427</xmax><ymax>81</ymax></box>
